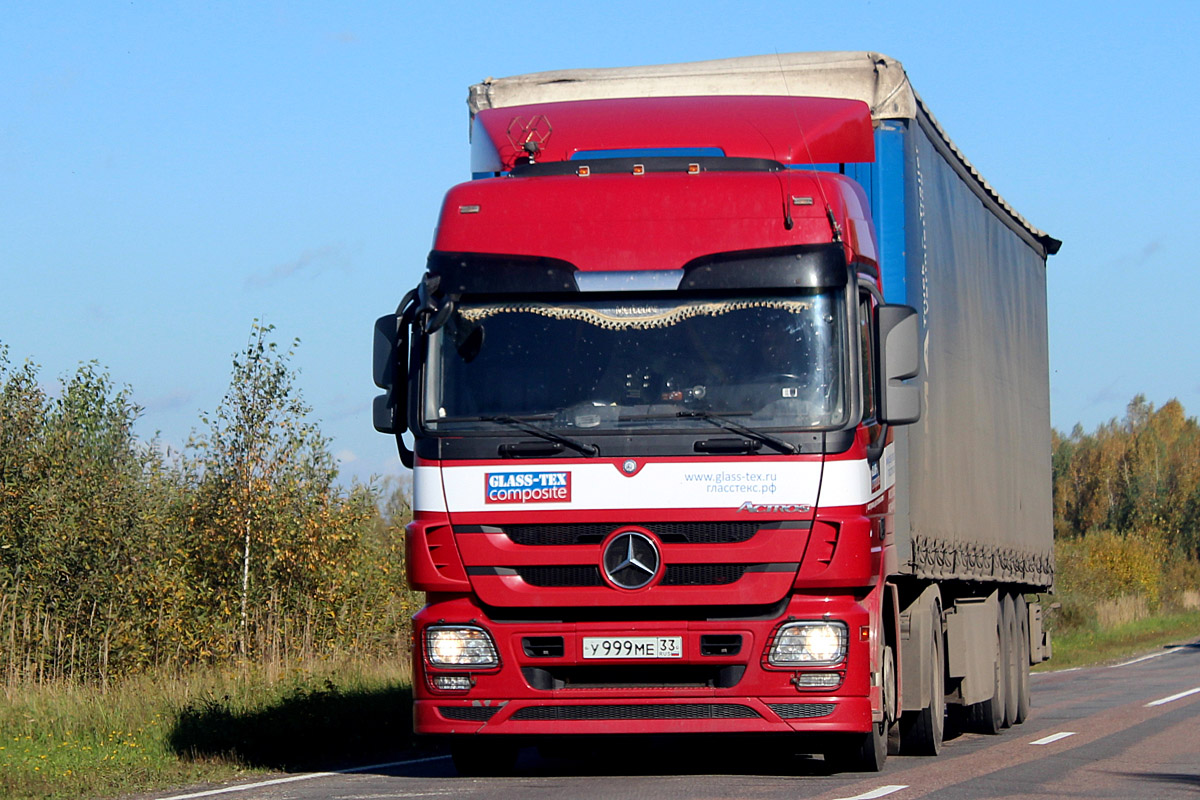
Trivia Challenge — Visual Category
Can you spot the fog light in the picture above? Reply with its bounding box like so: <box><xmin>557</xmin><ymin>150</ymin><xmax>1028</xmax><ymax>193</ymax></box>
<box><xmin>795</xmin><ymin>672</ymin><xmax>843</xmax><ymax>688</ymax></box>
<box><xmin>425</xmin><ymin>625</ymin><xmax>499</xmax><ymax>668</ymax></box>
<box><xmin>432</xmin><ymin>674</ymin><xmax>473</xmax><ymax>691</ymax></box>
<box><xmin>768</xmin><ymin>621</ymin><xmax>848</xmax><ymax>666</ymax></box>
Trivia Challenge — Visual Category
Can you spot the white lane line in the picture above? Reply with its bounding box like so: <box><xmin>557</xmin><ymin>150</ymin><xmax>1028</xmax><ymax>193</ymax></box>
<box><xmin>831</xmin><ymin>786</ymin><xmax>908</xmax><ymax>800</ymax></box>
<box><xmin>1146</xmin><ymin>687</ymin><xmax>1200</xmax><ymax>707</ymax></box>
<box><xmin>157</xmin><ymin>773</ymin><xmax>339</xmax><ymax>800</ymax></box>
<box><xmin>1114</xmin><ymin>650</ymin><xmax>1173</xmax><ymax>667</ymax></box>
<box><xmin>155</xmin><ymin>754</ymin><xmax>452</xmax><ymax>799</ymax></box>
<box><xmin>1035</xmin><ymin>643</ymin><xmax>1190</xmax><ymax>677</ymax></box>
<box><xmin>1030</xmin><ymin>731</ymin><xmax>1076</xmax><ymax>745</ymax></box>
<box><xmin>1032</xmin><ymin>667</ymin><xmax>1082</xmax><ymax>677</ymax></box>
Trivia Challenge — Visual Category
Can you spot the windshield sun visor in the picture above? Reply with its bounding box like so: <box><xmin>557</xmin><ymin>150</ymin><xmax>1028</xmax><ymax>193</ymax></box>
<box><xmin>425</xmin><ymin>244</ymin><xmax>848</xmax><ymax>300</ymax></box>
<box><xmin>680</xmin><ymin>244</ymin><xmax>849</xmax><ymax>291</ymax></box>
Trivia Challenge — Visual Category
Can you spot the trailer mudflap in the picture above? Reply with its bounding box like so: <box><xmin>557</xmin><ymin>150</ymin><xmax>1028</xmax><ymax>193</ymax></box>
<box><xmin>1028</xmin><ymin>601</ymin><xmax>1050</xmax><ymax>663</ymax></box>
<box><xmin>945</xmin><ymin>594</ymin><xmax>998</xmax><ymax>706</ymax></box>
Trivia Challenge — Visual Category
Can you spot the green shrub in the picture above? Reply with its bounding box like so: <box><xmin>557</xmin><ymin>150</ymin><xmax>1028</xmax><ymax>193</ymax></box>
<box><xmin>0</xmin><ymin>329</ymin><xmax>416</xmax><ymax>686</ymax></box>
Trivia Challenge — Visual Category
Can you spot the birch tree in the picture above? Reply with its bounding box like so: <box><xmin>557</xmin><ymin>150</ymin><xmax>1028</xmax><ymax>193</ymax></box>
<box><xmin>187</xmin><ymin>322</ymin><xmax>331</xmax><ymax>657</ymax></box>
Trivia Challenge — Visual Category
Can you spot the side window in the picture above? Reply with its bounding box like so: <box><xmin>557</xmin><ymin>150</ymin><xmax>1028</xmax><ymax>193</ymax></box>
<box><xmin>859</xmin><ymin>293</ymin><xmax>876</xmax><ymax>423</ymax></box>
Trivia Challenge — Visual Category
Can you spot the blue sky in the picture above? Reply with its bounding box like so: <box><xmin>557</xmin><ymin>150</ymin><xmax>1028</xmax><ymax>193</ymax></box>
<box><xmin>3</xmin><ymin>1</ymin><xmax>1197</xmax><ymax>483</ymax></box>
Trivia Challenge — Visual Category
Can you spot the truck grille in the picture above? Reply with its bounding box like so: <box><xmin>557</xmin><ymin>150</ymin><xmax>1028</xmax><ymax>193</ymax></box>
<box><xmin>522</xmin><ymin>636</ymin><xmax>565</xmax><ymax>657</ymax></box>
<box><xmin>511</xmin><ymin>703</ymin><xmax>759</xmax><ymax>721</ymax></box>
<box><xmin>699</xmin><ymin>634</ymin><xmax>743</xmax><ymax>656</ymax></box>
<box><xmin>513</xmin><ymin>564</ymin><xmax>751</xmax><ymax>587</ymax></box>
<box><xmin>522</xmin><ymin>664</ymin><xmax>744</xmax><ymax>690</ymax></box>
<box><xmin>661</xmin><ymin>564</ymin><xmax>746</xmax><ymax>585</ymax></box>
<box><xmin>438</xmin><ymin>706</ymin><xmax>501</xmax><ymax>721</ymax></box>
<box><xmin>516</xmin><ymin>566</ymin><xmax>603</xmax><ymax>587</ymax></box>
<box><xmin>766</xmin><ymin>703</ymin><xmax>835</xmax><ymax>719</ymax></box>
<box><xmin>500</xmin><ymin>521</ymin><xmax>774</xmax><ymax>546</ymax></box>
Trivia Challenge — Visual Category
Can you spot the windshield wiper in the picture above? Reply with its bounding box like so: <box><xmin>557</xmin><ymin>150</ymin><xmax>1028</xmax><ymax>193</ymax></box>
<box><xmin>676</xmin><ymin>410</ymin><xmax>798</xmax><ymax>455</ymax></box>
<box><xmin>480</xmin><ymin>414</ymin><xmax>600</xmax><ymax>457</ymax></box>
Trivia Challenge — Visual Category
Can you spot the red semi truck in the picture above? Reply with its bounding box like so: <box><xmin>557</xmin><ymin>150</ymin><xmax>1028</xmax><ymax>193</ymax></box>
<box><xmin>374</xmin><ymin>52</ymin><xmax>1059</xmax><ymax>774</ymax></box>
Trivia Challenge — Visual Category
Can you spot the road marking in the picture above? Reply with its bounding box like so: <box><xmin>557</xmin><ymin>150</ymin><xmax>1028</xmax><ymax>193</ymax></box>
<box><xmin>1145</xmin><ymin>687</ymin><xmax>1200</xmax><ymax>707</ymax></box>
<box><xmin>155</xmin><ymin>754</ymin><xmax>452</xmax><ymax>799</ymax></box>
<box><xmin>831</xmin><ymin>786</ymin><xmax>908</xmax><ymax>800</ymax></box>
<box><xmin>1114</xmin><ymin>650</ymin><xmax>1172</xmax><ymax>667</ymax></box>
<box><xmin>1032</xmin><ymin>667</ymin><xmax>1081</xmax><ymax>676</ymax></box>
<box><xmin>1036</xmin><ymin>642</ymin><xmax>1191</xmax><ymax>677</ymax></box>
<box><xmin>1030</xmin><ymin>731</ymin><xmax>1076</xmax><ymax>745</ymax></box>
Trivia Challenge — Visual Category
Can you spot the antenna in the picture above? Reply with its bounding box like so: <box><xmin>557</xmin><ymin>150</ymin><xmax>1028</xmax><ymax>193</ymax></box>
<box><xmin>774</xmin><ymin>51</ymin><xmax>842</xmax><ymax>244</ymax></box>
<box><xmin>505</xmin><ymin>114</ymin><xmax>553</xmax><ymax>169</ymax></box>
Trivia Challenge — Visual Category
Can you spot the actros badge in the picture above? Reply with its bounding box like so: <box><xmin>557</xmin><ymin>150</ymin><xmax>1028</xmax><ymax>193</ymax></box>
<box><xmin>738</xmin><ymin>501</ymin><xmax>812</xmax><ymax>513</ymax></box>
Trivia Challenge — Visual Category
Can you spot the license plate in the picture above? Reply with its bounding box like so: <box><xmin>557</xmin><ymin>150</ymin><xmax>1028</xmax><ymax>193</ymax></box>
<box><xmin>582</xmin><ymin>636</ymin><xmax>683</xmax><ymax>659</ymax></box>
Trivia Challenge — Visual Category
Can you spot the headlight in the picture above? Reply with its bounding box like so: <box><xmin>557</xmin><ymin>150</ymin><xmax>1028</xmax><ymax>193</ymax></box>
<box><xmin>425</xmin><ymin>625</ymin><xmax>500</xmax><ymax>668</ymax></box>
<box><xmin>768</xmin><ymin>621</ymin><xmax>848</xmax><ymax>666</ymax></box>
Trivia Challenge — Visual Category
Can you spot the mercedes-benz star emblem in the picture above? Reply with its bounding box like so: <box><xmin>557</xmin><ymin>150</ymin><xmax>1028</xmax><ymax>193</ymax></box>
<box><xmin>602</xmin><ymin>531</ymin><xmax>660</xmax><ymax>590</ymax></box>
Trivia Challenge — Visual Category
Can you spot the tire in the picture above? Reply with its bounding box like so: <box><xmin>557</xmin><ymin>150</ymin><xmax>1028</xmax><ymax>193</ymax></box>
<box><xmin>900</xmin><ymin>603</ymin><xmax>944</xmax><ymax>755</ymax></box>
<box><xmin>884</xmin><ymin>643</ymin><xmax>900</xmax><ymax>755</ymax></box>
<box><xmin>825</xmin><ymin>719</ymin><xmax>887</xmax><ymax>773</ymax></box>
<box><xmin>968</xmin><ymin>599</ymin><xmax>1005</xmax><ymax>735</ymax></box>
<box><xmin>450</xmin><ymin>738</ymin><xmax>519</xmax><ymax>777</ymax></box>
<box><xmin>1001</xmin><ymin>594</ymin><xmax>1019</xmax><ymax>728</ymax></box>
<box><xmin>826</xmin><ymin>644</ymin><xmax>891</xmax><ymax>772</ymax></box>
<box><xmin>1015</xmin><ymin>594</ymin><xmax>1031</xmax><ymax>724</ymax></box>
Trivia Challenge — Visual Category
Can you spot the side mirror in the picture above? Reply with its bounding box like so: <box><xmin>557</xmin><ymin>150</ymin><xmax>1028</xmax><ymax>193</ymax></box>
<box><xmin>372</xmin><ymin>392</ymin><xmax>398</xmax><ymax>435</ymax></box>
<box><xmin>373</xmin><ymin>312</ymin><xmax>408</xmax><ymax>434</ymax></box>
<box><xmin>373</xmin><ymin>313</ymin><xmax>402</xmax><ymax>391</ymax></box>
<box><xmin>372</xmin><ymin>312</ymin><xmax>413</xmax><ymax>467</ymax></box>
<box><xmin>875</xmin><ymin>304</ymin><xmax>921</xmax><ymax>425</ymax></box>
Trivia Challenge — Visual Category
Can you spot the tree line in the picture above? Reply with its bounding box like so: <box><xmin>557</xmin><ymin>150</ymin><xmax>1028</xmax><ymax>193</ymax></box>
<box><xmin>0</xmin><ymin>325</ymin><xmax>418</xmax><ymax>685</ymax></box>
<box><xmin>1051</xmin><ymin>395</ymin><xmax>1200</xmax><ymax>623</ymax></box>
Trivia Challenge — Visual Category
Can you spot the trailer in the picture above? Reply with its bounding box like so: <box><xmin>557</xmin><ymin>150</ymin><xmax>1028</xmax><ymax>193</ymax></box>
<box><xmin>374</xmin><ymin>51</ymin><xmax>1058</xmax><ymax>774</ymax></box>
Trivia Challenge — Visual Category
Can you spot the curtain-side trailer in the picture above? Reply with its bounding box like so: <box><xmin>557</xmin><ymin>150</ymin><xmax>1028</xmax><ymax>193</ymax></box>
<box><xmin>374</xmin><ymin>51</ymin><xmax>1059</xmax><ymax>775</ymax></box>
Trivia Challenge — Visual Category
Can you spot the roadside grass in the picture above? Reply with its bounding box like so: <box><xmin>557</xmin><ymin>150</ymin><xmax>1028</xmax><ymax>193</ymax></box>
<box><xmin>1035</xmin><ymin>608</ymin><xmax>1200</xmax><ymax>671</ymax></box>
<box><xmin>0</xmin><ymin>657</ymin><xmax>413</xmax><ymax>800</ymax></box>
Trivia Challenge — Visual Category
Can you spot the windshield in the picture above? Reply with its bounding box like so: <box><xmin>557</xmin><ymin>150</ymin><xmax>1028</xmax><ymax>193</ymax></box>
<box><xmin>424</xmin><ymin>291</ymin><xmax>848</xmax><ymax>433</ymax></box>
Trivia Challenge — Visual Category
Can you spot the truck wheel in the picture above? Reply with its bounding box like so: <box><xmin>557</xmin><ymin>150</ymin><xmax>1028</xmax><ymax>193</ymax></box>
<box><xmin>884</xmin><ymin>644</ymin><xmax>900</xmax><ymax>755</ymax></box>
<box><xmin>450</xmin><ymin>738</ymin><xmax>519</xmax><ymax>777</ymax></box>
<box><xmin>1001</xmin><ymin>594</ymin><xmax>1019</xmax><ymax>728</ymax></box>
<box><xmin>900</xmin><ymin>603</ymin><xmax>944</xmax><ymax>755</ymax></box>
<box><xmin>968</xmin><ymin>600</ymin><xmax>1005</xmax><ymax>735</ymax></box>
<box><xmin>825</xmin><ymin>643</ymin><xmax>891</xmax><ymax>772</ymax></box>
<box><xmin>1015</xmin><ymin>594</ymin><xmax>1031</xmax><ymax>724</ymax></box>
<box><xmin>825</xmin><ymin>716</ymin><xmax>888</xmax><ymax>773</ymax></box>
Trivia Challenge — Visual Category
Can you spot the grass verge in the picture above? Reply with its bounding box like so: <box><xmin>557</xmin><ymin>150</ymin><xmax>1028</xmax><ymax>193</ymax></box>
<box><xmin>0</xmin><ymin>657</ymin><xmax>413</xmax><ymax>800</ymax></box>
<box><xmin>1035</xmin><ymin>609</ymin><xmax>1200</xmax><ymax>671</ymax></box>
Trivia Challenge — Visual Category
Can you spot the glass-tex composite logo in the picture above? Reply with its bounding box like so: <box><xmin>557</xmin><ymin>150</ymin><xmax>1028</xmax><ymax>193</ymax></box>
<box><xmin>484</xmin><ymin>471</ymin><xmax>571</xmax><ymax>504</ymax></box>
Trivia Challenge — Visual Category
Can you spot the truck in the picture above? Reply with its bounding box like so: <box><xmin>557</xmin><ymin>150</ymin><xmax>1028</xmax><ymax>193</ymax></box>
<box><xmin>373</xmin><ymin>51</ymin><xmax>1059</xmax><ymax>774</ymax></box>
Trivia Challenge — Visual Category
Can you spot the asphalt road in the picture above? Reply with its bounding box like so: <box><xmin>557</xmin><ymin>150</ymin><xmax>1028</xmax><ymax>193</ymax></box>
<box><xmin>152</xmin><ymin>640</ymin><xmax>1200</xmax><ymax>800</ymax></box>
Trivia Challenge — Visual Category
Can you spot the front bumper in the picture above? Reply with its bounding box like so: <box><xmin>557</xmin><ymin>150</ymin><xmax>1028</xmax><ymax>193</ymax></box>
<box><xmin>417</xmin><ymin>694</ymin><xmax>871</xmax><ymax>736</ymax></box>
<box><xmin>412</xmin><ymin>593</ymin><xmax>876</xmax><ymax>737</ymax></box>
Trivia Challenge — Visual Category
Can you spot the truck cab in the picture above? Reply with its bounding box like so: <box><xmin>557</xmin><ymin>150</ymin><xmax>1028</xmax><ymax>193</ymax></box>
<box><xmin>376</xmin><ymin>93</ymin><xmax>922</xmax><ymax>772</ymax></box>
